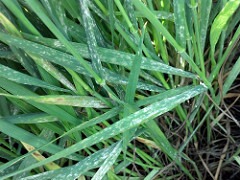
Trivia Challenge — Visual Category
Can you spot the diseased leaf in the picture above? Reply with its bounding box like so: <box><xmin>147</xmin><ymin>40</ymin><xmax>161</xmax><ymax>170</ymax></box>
<box><xmin>173</xmin><ymin>0</ymin><xmax>187</xmax><ymax>48</ymax></box>
<box><xmin>199</xmin><ymin>0</ymin><xmax>212</xmax><ymax>50</ymax></box>
<box><xmin>0</xmin><ymin>64</ymin><xmax>70</xmax><ymax>92</ymax></box>
<box><xmin>92</xmin><ymin>141</ymin><xmax>122</xmax><ymax>180</ymax></box>
<box><xmin>4</xmin><ymin>113</ymin><xmax>58</xmax><ymax>124</ymax></box>
<box><xmin>0</xmin><ymin>93</ymin><xmax>108</xmax><ymax>108</ymax></box>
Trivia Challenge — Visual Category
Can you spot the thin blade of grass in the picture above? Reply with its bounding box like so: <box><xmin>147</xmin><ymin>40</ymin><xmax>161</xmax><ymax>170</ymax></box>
<box><xmin>136</xmin><ymin>85</ymin><xmax>193</xmax><ymax>107</ymax></box>
<box><xmin>107</xmin><ymin>0</ymin><xmax>115</xmax><ymax>45</ymax></box>
<box><xmin>222</xmin><ymin>56</ymin><xmax>240</xmax><ymax>96</ymax></box>
<box><xmin>209</xmin><ymin>25</ymin><xmax>240</xmax><ymax>82</ymax></box>
<box><xmin>0</xmin><ymin>93</ymin><xmax>108</xmax><ymax>108</ymax></box>
<box><xmin>226</xmin><ymin>8</ymin><xmax>240</xmax><ymax>37</ymax></box>
<box><xmin>92</xmin><ymin>141</ymin><xmax>122</xmax><ymax>180</ymax></box>
<box><xmin>234</xmin><ymin>156</ymin><xmax>240</xmax><ymax>166</ymax></box>
<box><xmin>62</xmin><ymin>0</ymin><xmax>80</xmax><ymax>19</ymax></box>
<box><xmin>0</xmin><ymin>64</ymin><xmax>69</xmax><ymax>92</ymax></box>
<box><xmin>30</xmin><ymin>55</ymin><xmax>77</xmax><ymax>92</ymax></box>
<box><xmin>144</xmin><ymin>169</ymin><xmax>160</xmax><ymax>180</ymax></box>
<box><xmin>0</xmin><ymin>12</ymin><xmax>21</xmax><ymax>36</ymax></box>
<box><xmin>210</xmin><ymin>0</ymin><xmax>240</xmax><ymax>65</ymax></box>
<box><xmin>0</xmin><ymin>12</ymin><xmax>39</xmax><ymax>77</ymax></box>
<box><xmin>80</xmin><ymin>0</ymin><xmax>103</xmax><ymax>75</ymax></box>
<box><xmin>173</xmin><ymin>0</ymin><xmax>188</xmax><ymax>48</ymax></box>
<box><xmin>0</xmin><ymin>96</ymin><xmax>10</xmax><ymax>116</ymax></box>
<box><xmin>134</xmin><ymin>11</ymin><xmax>174</xmax><ymax>21</ymax></box>
<box><xmin>124</xmin><ymin>24</ymin><xmax>145</xmax><ymax>104</ymax></box>
<box><xmin>199</xmin><ymin>0</ymin><xmax>212</xmax><ymax>50</ymax></box>
<box><xmin>122</xmin><ymin>24</ymin><xmax>146</xmax><ymax>175</ymax></box>
<box><xmin>144</xmin><ymin>120</ymin><xmax>195</xmax><ymax>179</ymax></box>
<box><xmin>4</xmin><ymin>113</ymin><xmax>57</xmax><ymax>124</ymax></box>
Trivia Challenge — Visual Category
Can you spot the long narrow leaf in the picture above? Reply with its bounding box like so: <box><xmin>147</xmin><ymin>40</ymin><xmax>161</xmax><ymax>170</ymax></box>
<box><xmin>210</xmin><ymin>0</ymin><xmax>240</xmax><ymax>59</ymax></box>
<box><xmin>0</xmin><ymin>93</ymin><xmax>108</xmax><ymax>108</ymax></box>
<box><xmin>92</xmin><ymin>141</ymin><xmax>122</xmax><ymax>180</ymax></box>
<box><xmin>0</xmin><ymin>64</ymin><xmax>69</xmax><ymax>92</ymax></box>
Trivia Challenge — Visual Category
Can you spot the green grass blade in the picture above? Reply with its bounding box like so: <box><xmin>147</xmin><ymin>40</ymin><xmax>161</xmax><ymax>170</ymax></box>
<box><xmin>30</xmin><ymin>55</ymin><xmax>76</xmax><ymax>92</ymax></box>
<box><xmin>199</xmin><ymin>0</ymin><xmax>212</xmax><ymax>50</ymax></box>
<box><xmin>209</xmin><ymin>25</ymin><xmax>240</xmax><ymax>82</ymax></box>
<box><xmin>144</xmin><ymin>169</ymin><xmax>159</xmax><ymax>180</ymax></box>
<box><xmin>173</xmin><ymin>0</ymin><xmax>188</xmax><ymax>48</ymax></box>
<box><xmin>86</xmin><ymin>1</ymin><xmax>109</xmax><ymax>47</ymax></box>
<box><xmin>107</xmin><ymin>0</ymin><xmax>115</xmax><ymax>45</ymax></box>
<box><xmin>92</xmin><ymin>141</ymin><xmax>122</xmax><ymax>180</ymax></box>
<box><xmin>0</xmin><ymin>93</ymin><xmax>108</xmax><ymax>108</ymax></box>
<box><xmin>210</xmin><ymin>0</ymin><xmax>240</xmax><ymax>64</ymax></box>
<box><xmin>234</xmin><ymin>156</ymin><xmax>240</xmax><ymax>166</ymax></box>
<box><xmin>4</xmin><ymin>113</ymin><xmax>57</xmax><ymax>124</ymax></box>
<box><xmin>63</xmin><ymin>0</ymin><xmax>80</xmax><ymax>19</ymax></box>
<box><xmin>114</xmin><ymin>0</ymin><xmax>137</xmax><ymax>35</ymax></box>
<box><xmin>0</xmin><ymin>64</ymin><xmax>69</xmax><ymax>92</ymax></box>
<box><xmin>125</xmin><ymin>24</ymin><xmax>145</xmax><ymax>104</ymax></box>
<box><xmin>226</xmin><ymin>8</ymin><xmax>240</xmax><ymax>37</ymax></box>
<box><xmin>222</xmin><ymin>56</ymin><xmax>240</xmax><ymax>96</ymax></box>
<box><xmin>0</xmin><ymin>97</ymin><xmax>10</xmax><ymax>117</ymax></box>
<box><xmin>134</xmin><ymin>10</ymin><xmax>174</xmax><ymax>21</ymax></box>
<box><xmin>136</xmin><ymin>85</ymin><xmax>193</xmax><ymax>107</ymax></box>
<box><xmin>0</xmin><ymin>12</ymin><xmax>21</xmax><ymax>36</ymax></box>
<box><xmin>80</xmin><ymin>0</ymin><xmax>103</xmax><ymax>75</ymax></box>
<box><xmin>122</xmin><ymin>24</ymin><xmax>145</xmax><ymax>174</ymax></box>
<box><xmin>132</xmin><ymin>0</ymin><xmax>182</xmax><ymax>51</ymax></box>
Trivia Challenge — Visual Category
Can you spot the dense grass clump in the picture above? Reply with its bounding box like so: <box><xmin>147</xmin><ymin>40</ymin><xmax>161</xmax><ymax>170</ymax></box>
<box><xmin>0</xmin><ymin>0</ymin><xmax>240</xmax><ymax>179</ymax></box>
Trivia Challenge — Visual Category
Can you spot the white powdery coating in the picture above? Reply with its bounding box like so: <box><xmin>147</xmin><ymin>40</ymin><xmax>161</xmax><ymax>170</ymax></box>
<box><xmin>53</xmin><ymin>40</ymin><xmax>62</xmax><ymax>48</ymax></box>
<box><xmin>92</xmin><ymin>142</ymin><xmax>121</xmax><ymax>179</ymax></box>
<box><xmin>178</xmin><ymin>25</ymin><xmax>185</xmax><ymax>39</ymax></box>
<box><xmin>38</xmin><ymin>116</ymin><xmax>58</xmax><ymax>123</ymax></box>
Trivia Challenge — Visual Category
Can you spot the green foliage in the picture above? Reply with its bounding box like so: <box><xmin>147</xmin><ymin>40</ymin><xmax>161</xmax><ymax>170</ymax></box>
<box><xmin>0</xmin><ymin>0</ymin><xmax>239</xmax><ymax>179</ymax></box>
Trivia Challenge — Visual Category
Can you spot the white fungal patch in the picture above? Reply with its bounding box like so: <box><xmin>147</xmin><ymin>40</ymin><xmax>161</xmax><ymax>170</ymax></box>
<box><xmin>178</xmin><ymin>25</ymin><xmax>185</xmax><ymax>39</ymax></box>
<box><xmin>53</xmin><ymin>40</ymin><xmax>62</xmax><ymax>48</ymax></box>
